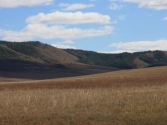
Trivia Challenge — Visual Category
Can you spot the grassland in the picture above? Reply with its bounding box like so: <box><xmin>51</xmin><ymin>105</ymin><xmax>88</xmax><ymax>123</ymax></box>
<box><xmin>0</xmin><ymin>66</ymin><xmax>167</xmax><ymax>125</ymax></box>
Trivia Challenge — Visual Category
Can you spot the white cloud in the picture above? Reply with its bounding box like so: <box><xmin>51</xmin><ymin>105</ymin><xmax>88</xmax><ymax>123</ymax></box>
<box><xmin>59</xmin><ymin>3</ymin><xmax>94</xmax><ymax>11</ymax></box>
<box><xmin>0</xmin><ymin>0</ymin><xmax>53</xmax><ymax>8</ymax></box>
<box><xmin>123</xmin><ymin>0</ymin><xmax>167</xmax><ymax>10</ymax></box>
<box><xmin>110</xmin><ymin>39</ymin><xmax>167</xmax><ymax>52</ymax></box>
<box><xmin>163</xmin><ymin>17</ymin><xmax>167</xmax><ymax>20</ymax></box>
<box><xmin>0</xmin><ymin>10</ymin><xmax>114</xmax><ymax>42</ymax></box>
<box><xmin>101</xmin><ymin>50</ymin><xmax>131</xmax><ymax>54</ymax></box>
<box><xmin>51</xmin><ymin>41</ymin><xmax>76</xmax><ymax>49</ymax></box>
<box><xmin>26</xmin><ymin>11</ymin><xmax>111</xmax><ymax>24</ymax></box>
<box><xmin>52</xmin><ymin>44</ymin><xmax>76</xmax><ymax>49</ymax></box>
<box><xmin>0</xmin><ymin>24</ymin><xmax>114</xmax><ymax>41</ymax></box>
<box><xmin>118</xmin><ymin>15</ymin><xmax>126</xmax><ymax>20</ymax></box>
<box><xmin>109</xmin><ymin>3</ymin><xmax>123</xmax><ymax>10</ymax></box>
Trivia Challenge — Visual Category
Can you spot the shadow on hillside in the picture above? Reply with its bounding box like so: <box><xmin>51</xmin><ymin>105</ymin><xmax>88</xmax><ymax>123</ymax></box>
<box><xmin>0</xmin><ymin>59</ymin><xmax>120</xmax><ymax>80</ymax></box>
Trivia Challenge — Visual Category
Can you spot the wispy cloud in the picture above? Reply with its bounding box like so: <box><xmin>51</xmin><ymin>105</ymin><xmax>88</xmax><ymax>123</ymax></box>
<box><xmin>110</xmin><ymin>39</ymin><xmax>167</xmax><ymax>52</ymax></box>
<box><xmin>0</xmin><ymin>0</ymin><xmax>53</xmax><ymax>8</ymax></box>
<box><xmin>51</xmin><ymin>40</ymin><xmax>76</xmax><ymax>49</ymax></box>
<box><xmin>0</xmin><ymin>24</ymin><xmax>114</xmax><ymax>41</ymax></box>
<box><xmin>59</xmin><ymin>3</ymin><xmax>94</xmax><ymax>11</ymax></box>
<box><xmin>101</xmin><ymin>50</ymin><xmax>132</xmax><ymax>54</ymax></box>
<box><xmin>118</xmin><ymin>15</ymin><xmax>126</xmax><ymax>20</ymax></box>
<box><xmin>123</xmin><ymin>0</ymin><xmax>167</xmax><ymax>10</ymax></box>
<box><xmin>26</xmin><ymin>11</ymin><xmax>111</xmax><ymax>24</ymax></box>
<box><xmin>109</xmin><ymin>3</ymin><xmax>123</xmax><ymax>10</ymax></box>
<box><xmin>52</xmin><ymin>44</ymin><xmax>76</xmax><ymax>49</ymax></box>
<box><xmin>163</xmin><ymin>17</ymin><xmax>167</xmax><ymax>20</ymax></box>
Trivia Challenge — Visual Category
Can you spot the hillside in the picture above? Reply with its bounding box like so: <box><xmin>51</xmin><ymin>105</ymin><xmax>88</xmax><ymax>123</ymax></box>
<box><xmin>0</xmin><ymin>40</ymin><xmax>118</xmax><ymax>79</ymax></box>
<box><xmin>0</xmin><ymin>40</ymin><xmax>77</xmax><ymax>64</ymax></box>
<box><xmin>0</xmin><ymin>40</ymin><xmax>167</xmax><ymax>72</ymax></box>
<box><xmin>64</xmin><ymin>49</ymin><xmax>167</xmax><ymax>69</ymax></box>
<box><xmin>0</xmin><ymin>40</ymin><xmax>80</xmax><ymax>72</ymax></box>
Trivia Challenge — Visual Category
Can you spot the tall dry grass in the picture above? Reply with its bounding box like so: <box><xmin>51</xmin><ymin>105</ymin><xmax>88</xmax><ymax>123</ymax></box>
<box><xmin>1</xmin><ymin>85</ymin><xmax>167</xmax><ymax>125</ymax></box>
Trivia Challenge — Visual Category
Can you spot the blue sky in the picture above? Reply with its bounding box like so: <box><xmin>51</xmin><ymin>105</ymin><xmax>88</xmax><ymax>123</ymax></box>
<box><xmin>0</xmin><ymin>0</ymin><xmax>167</xmax><ymax>53</ymax></box>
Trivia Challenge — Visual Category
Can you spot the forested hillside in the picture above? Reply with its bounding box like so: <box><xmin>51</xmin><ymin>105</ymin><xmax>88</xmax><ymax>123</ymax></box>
<box><xmin>0</xmin><ymin>45</ymin><xmax>18</xmax><ymax>59</ymax></box>
<box><xmin>64</xmin><ymin>49</ymin><xmax>167</xmax><ymax>69</ymax></box>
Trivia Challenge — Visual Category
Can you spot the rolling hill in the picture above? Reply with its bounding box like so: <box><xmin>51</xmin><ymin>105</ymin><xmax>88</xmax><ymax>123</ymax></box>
<box><xmin>0</xmin><ymin>40</ymin><xmax>77</xmax><ymax>64</ymax></box>
<box><xmin>0</xmin><ymin>40</ymin><xmax>167</xmax><ymax>73</ymax></box>
<box><xmin>0</xmin><ymin>40</ymin><xmax>80</xmax><ymax>72</ymax></box>
<box><xmin>64</xmin><ymin>49</ymin><xmax>167</xmax><ymax>69</ymax></box>
<box><xmin>0</xmin><ymin>40</ymin><xmax>119</xmax><ymax>80</ymax></box>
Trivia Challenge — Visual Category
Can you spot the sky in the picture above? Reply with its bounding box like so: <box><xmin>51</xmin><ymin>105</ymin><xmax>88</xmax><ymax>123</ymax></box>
<box><xmin>0</xmin><ymin>0</ymin><xmax>167</xmax><ymax>53</ymax></box>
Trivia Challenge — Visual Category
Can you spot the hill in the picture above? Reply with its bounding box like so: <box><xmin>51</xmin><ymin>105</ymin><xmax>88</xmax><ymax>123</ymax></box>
<box><xmin>64</xmin><ymin>49</ymin><xmax>167</xmax><ymax>69</ymax></box>
<box><xmin>0</xmin><ymin>40</ymin><xmax>77</xmax><ymax>64</ymax></box>
<box><xmin>0</xmin><ymin>40</ymin><xmax>119</xmax><ymax>79</ymax></box>
<box><xmin>0</xmin><ymin>40</ymin><xmax>167</xmax><ymax>72</ymax></box>
<box><xmin>0</xmin><ymin>40</ymin><xmax>80</xmax><ymax>72</ymax></box>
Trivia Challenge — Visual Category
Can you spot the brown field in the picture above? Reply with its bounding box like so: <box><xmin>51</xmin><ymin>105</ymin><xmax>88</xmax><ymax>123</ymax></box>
<box><xmin>0</xmin><ymin>66</ymin><xmax>167</xmax><ymax>125</ymax></box>
<box><xmin>0</xmin><ymin>66</ymin><xmax>166</xmax><ymax>90</ymax></box>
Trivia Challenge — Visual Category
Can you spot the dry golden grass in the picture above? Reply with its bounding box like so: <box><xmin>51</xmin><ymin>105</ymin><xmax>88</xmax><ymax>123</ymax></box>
<box><xmin>0</xmin><ymin>86</ymin><xmax>167</xmax><ymax>125</ymax></box>
<box><xmin>0</xmin><ymin>66</ymin><xmax>167</xmax><ymax>124</ymax></box>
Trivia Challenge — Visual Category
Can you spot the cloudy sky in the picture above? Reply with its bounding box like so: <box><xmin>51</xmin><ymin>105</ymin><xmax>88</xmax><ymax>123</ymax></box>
<box><xmin>0</xmin><ymin>0</ymin><xmax>167</xmax><ymax>53</ymax></box>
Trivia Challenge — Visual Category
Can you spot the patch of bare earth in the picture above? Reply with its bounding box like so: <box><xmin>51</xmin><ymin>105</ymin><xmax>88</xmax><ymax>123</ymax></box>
<box><xmin>134</xmin><ymin>57</ymin><xmax>149</xmax><ymax>68</ymax></box>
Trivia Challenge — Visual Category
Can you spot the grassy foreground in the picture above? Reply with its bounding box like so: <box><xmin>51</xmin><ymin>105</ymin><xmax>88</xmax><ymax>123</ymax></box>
<box><xmin>0</xmin><ymin>66</ymin><xmax>167</xmax><ymax>125</ymax></box>
<box><xmin>0</xmin><ymin>86</ymin><xmax>167</xmax><ymax>125</ymax></box>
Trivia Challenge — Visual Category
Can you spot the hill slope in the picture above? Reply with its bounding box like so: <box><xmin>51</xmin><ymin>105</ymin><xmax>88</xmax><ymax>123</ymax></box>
<box><xmin>0</xmin><ymin>40</ymin><xmax>119</xmax><ymax>79</ymax></box>
<box><xmin>1</xmin><ymin>40</ymin><xmax>167</xmax><ymax>71</ymax></box>
<box><xmin>0</xmin><ymin>40</ymin><xmax>77</xmax><ymax>64</ymax></box>
<box><xmin>64</xmin><ymin>49</ymin><xmax>167</xmax><ymax>69</ymax></box>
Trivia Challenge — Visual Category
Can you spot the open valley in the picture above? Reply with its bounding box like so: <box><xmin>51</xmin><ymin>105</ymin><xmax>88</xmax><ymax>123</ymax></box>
<box><xmin>1</xmin><ymin>0</ymin><xmax>167</xmax><ymax>123</ymax></box>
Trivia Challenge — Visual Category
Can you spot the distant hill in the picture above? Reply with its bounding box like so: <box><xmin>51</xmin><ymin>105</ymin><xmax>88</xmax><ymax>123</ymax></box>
<box><xmin>0</xmin><ymin>40</ymin><xmax>119</xmax><ymax>76</ymax></box>
<box><xmin>0</xmin><ymin>40</ymin><xmax>120</xmax><ymax>79</ymax></box>
<box><xmin>64</xmin><ymin>49</ymin><xmax>167</xmax><ymax>69</ymax></box>
<box><xmin>0</xmin><ymin>40</ymin><xmax>167</xmax><ymax>72</ymax></box>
